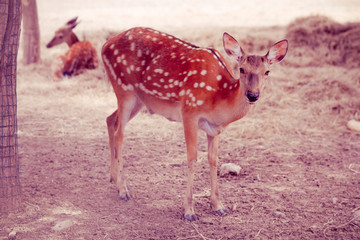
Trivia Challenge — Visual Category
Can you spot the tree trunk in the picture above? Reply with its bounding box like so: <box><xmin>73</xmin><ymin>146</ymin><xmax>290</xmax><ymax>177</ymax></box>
<box><xmin>22</xmin><ymin>0</ymin><xmax>40</xmax><ymax>64</ymax></box>
<box><xmin>0</xmin><ymin>0</ymin><xmax>22</xmax><ymax>213</ymax></box>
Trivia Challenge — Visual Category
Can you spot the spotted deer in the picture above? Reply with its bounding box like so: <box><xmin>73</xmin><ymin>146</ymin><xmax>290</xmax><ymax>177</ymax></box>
<box><xmin>102</xmin><ymin>27</ymin><xmax>288</xmax><ymax>221</ymax></box>
<box><xmin>46</xmin><ymin>17</ymin><xmax>98</xmax><ymax>80</ymax></box>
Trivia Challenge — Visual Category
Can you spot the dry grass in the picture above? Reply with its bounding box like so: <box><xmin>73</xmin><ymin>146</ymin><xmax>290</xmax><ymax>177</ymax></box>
<box><xmin>286</xmin><ymin>15</ymin><xmax>360</xmax><ymax>68</ymax></box>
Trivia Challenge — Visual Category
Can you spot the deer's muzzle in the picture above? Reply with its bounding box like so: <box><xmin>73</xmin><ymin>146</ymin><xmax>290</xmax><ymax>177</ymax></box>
<box><xmin>246</xmin><ymin>91</ymin><xmax>259</xmax><ymax>103</ymax></box>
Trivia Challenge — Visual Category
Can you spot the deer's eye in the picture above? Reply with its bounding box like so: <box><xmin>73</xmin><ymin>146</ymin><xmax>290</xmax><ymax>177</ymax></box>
<box><xmin>239</xmin><ymin>68</ymin><xmax>245</xmax><ymax>74</ymax></box>
<box><xmin>265</xmin><ymin>70</ymin><xmax>270</xmax><ymax>76</ymax></box>
<box><xmin>59</xmin><ymin>35</ymin><xmax>63</xmax><ymax>39</ymax></box>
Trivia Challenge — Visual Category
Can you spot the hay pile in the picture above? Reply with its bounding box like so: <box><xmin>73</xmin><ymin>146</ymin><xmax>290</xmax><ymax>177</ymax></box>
<box><xmin>285</xmin><ymin>15</ymin><xmax>360</xmax><ymax>68</ymax></box>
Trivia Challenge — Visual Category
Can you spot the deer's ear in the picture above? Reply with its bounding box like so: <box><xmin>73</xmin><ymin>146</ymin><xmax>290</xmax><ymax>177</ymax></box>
<box><xmin>66</xmin><ymin>16</ymin><xmax>79</xmax><ymax>29</ymax></box>
<box><xmin>266</xmin><ymin>40</ymin><xmax>288</xmax><ymax>65</ymax></box>
<box><xmin>223</xmin><ymin>32</ymin><xmax>244</xmax><ymax>62</ymax></box>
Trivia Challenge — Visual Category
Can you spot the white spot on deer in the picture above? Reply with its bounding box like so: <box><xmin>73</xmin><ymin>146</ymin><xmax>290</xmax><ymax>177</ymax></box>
<box><xmin>194</xmin><ymin>82</ymin><xmax>198</xmax><ymax>88</ymax></box>
<box><xmin>160</xmin><ymin>78</ymin><xmax>165</xmax><ymax>83</ymax></box>
<box><xmin>116</xmin><ymin>57</ymin><xmax>121</xmax><ymax>63</ymax></box>
<box><xmin>114</xmin><ymin>49</ymin><xmax>119</xmax><ymax>55</ymax></box>
<box><xmin>206</xmin><ymin>86</ymin><xmax>213</xmax><ymax>91</ymax></box>
<box><xmin>179</xmin><ymin>89</ymin><xmax>185</xmax><ymax>96</ymax></box>
<box><xmin>117</xmin><ymin>78</ymin><xmax>122</xmax><ymax>85</ymax></box>
<box><xmin>109</xmin><ymin>44</ymin><xmax>115</xmax><ymax>50</ymax></box>
<box><xmin>154</xmin><ymin>69</ymin><xmax>164</xmax><ymax>74</ymax></box>
<box><xmin>127</xmin><ymin>84</ymin><xmax>134</xmax><ymax>91</ymax></box>
<box><xmin>122</xmin><ymin>59</ymin><xmax>127</xmax><ymax>66</ymax></box>
<box><xmin>164</xmin><ymin>72</ymin><xmax>169</xmax><ymax>76</ymax></box>
<box><xmin>153</xmin><ymin>82</ymin><xmax>161</xmax><ymax>88</ymax></box>
<box><xmin>136</xmin><ymin>67</ymin><xmax>141</xmax><ymax>72</ymax></box>
<box><xmin>130</xmin><ymin>65</ymin><xmax>135</xmax><ymax>71</ymax></box>
<box><xmin>127</xmin><ymin>68</ymin><xmax>131</xmax><ymax>74</ymax></box>
<box><xmin>186</xmin><ymin>89</ymin><xmax>191</xmax><ymax>95</ymax></box>
<box><xmin>199</xmin><ymin>82</ymin><xmax>205</xmax><ymax>88</ymax></box>
<box><xmin>152</xmin><ymin>37</ymin><xmax>157</xmax><ymax>41</ymax></box>
<box><xmin>103</xmin><ymin>56</ymin><xmax>117</xmax><ymax>80</ymax></box>
<box><xmin>147</xmin><ymin>76</ymin><xmax>151</xmax><ymax>81</ymax></box>
<box><xmin>217</xmin><ymin>75</ymin><xmax>222</xmax><ymax>81</ymax></box>
<box><xmin>130</xmin><ymin>42</ymin><xmax>136</xmax><ymax>51</ymax></box>
<box><xmin>128</xmin><ymin>35</ymin><xmax>133</xmax><ymax>40</ymax></box>
<box><xmin>137</xmin><ymin>49</ymin><xmax>142</xmax><ymax>57</ymax></box>
<box><xmin>196</xmin><ymin>100</ymin><xmax>204</xmax><ymax>106</ymax></box>
<box><xmin>223</xmin><ymin>83</ymin><xmax>228</xmax><ymax>89</ymax></box>
<box><xmin>174</xmin><ymin>80</ymin><xmax>179</xmax><ymax>86</ymax></box>
<box><xmin>201</xmin><ymin>70</ymin><xmax>207</xmax><ymax>76</ymax></box>
<box><xmin>141</xmin><ymin>60</ymin><xmax>146</xmax><ymax>66</ymax></box>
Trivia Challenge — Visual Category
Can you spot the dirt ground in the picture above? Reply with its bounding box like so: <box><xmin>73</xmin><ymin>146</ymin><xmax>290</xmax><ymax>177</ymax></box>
<box><xmin>1</xmin><ymin>17</ymin><xmax>360</xmax><ymax>239</ymax></box>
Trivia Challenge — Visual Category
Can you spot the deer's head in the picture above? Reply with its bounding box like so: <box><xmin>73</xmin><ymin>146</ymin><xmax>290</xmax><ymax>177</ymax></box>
<box><xmin>223</xmin><ymin>33</ymin><xmax>288</xmax><ymax>104</ymax></box>
<box><xmin>46</xmin><ymin>17</ymin><xmax>80</xmax><ymax>48</ymax></box>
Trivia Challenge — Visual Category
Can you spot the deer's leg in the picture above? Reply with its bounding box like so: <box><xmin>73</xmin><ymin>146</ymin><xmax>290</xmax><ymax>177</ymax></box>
<box><xmin>110</xmin><ymin>94</ymin><xmax>143</xmax><ymax>201</ymax></box>
<box><xmin>106</xmin><ymin>110</ymin><xmax>118</xmax><ymax>183</ymax></box>
<box><xmin>207</xmin><ymin>134</ymin><xmax>228</xmax><ymax>215</ymax></box>
<box><xmin>183</xmin><ymin>116</ymin><xmax>199</xmax><ymax>221</ymax></box>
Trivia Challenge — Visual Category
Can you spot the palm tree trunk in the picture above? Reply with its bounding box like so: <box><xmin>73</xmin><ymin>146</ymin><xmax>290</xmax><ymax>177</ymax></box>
<box><xmin>0</xmin><ymin>0</ymin><xmax>22</xmax><ymax>213</ymax></box>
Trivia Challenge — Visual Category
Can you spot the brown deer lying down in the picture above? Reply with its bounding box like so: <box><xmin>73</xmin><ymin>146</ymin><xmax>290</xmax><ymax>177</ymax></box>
<box><xmin>102</xmin><ymin>27</ymin><xmax>288</xmax><ymax>221</ymax></box>
<box><xmin>46</xmin><ymin>17</ymin><xmax>98</xmax><ymax>80</ymax></box>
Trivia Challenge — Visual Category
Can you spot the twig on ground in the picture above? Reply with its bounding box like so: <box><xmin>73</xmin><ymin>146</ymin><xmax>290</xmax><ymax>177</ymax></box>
<box><xmin>191</xmin><ymin>223</ymin><xmax>215</xmax><ymax>240</ymax></box>
<box><xmin>349</xmin><ymin>163</ymin><xmax>360</xmax><ymax>174</ymax></box>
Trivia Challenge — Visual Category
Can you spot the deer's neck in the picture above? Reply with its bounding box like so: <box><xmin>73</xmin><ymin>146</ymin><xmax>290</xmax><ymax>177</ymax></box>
<box><xmin>66</xmin><ymin>32</ymin><xmax>79</xmax><ymax>47</ymax></box>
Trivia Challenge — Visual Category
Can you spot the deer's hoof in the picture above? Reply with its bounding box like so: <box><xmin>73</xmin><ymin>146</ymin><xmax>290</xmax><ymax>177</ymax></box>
<box><xmin>184</xmin><ymin>213</ymin><xmax>199</xmax><ymax>222</ymax></box>
<box><xmin>119</xmin><ymin>193</ymin><xmax>131</xmax><ymax>201</ymax></box>
<box><xmin>215</xmin><ymin>208</ymin><xmax>229</xmax><ymax>215</ymax></box>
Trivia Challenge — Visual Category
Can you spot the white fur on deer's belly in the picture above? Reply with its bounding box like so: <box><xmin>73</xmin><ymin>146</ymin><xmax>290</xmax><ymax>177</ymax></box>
<box><xmin>142</xmin><ymin>97</ymin><xmax>182</xmax><ymax>122</ymax></box>
<box><xmin>198</xmin><ymin>118</ymin><xmax>222</xmax><ymax>136</ymax></box>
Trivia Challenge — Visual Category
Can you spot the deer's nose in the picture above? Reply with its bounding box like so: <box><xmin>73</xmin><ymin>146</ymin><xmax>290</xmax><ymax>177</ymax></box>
<box><xmin>246</xmin><ymin>91</ymin><xmax>259</xmax><ymax>103</ymax></box>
